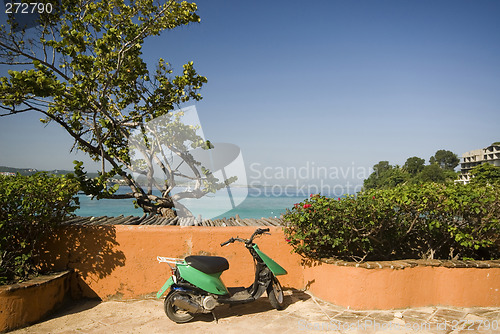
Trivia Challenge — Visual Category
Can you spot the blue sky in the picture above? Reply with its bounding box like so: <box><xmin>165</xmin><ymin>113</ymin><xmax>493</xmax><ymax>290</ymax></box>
<box><xmin>1</xmin><ymin>0</ymin><xmax>499</xmax><ymax>186</ymax></box>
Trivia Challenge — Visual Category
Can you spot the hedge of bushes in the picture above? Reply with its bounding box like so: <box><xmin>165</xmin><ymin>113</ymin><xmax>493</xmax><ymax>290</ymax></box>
<box><xmin>283</xmin><ymin>182</ymin><xmax>500</xmax><ymax>262</ymax></box>
<box><xmin>0</xmin><ymin>173</ymin><xmax>80</xmax><ymax>284</ymax></box>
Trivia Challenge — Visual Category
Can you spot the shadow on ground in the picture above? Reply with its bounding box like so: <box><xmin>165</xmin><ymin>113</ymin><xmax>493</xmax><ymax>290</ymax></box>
<box><xmin>46</xmin><ymin>298</ymin><xmax>102</xmax><ymax>320</ymax></box>
<box><xmin>189</xmin><ymin>289</ymin><xmax>310</xmax><ymax>323</ymax></box>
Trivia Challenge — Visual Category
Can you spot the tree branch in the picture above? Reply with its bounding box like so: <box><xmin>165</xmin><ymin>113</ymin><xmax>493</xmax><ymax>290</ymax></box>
<box><xmin>0</xmin><ymin>40</ymin><xmax>70</xmax><ymax>81</ymax></box>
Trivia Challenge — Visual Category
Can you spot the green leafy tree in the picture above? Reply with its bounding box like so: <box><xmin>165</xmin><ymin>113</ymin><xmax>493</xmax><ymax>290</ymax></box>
<box><xmin>363</xmin><ymin>161</ymin><xmax>394</xmax><ymax>189</ymax></box>
<box><xmin>384</xmin><ymin>166</ymin><xmax>409</xmax><ymax>188</ymax></box>
<box><xmin>417</xmin><ymin>163</ymin><xmax>446</xmax><ymax>183</ymax></box>
<box><xmin>403</xmin><ymin>156</ymin><xmax>425</xmax><ymax>175</ymax></box>
<box><xmin>364</xmin><ymin>161</ymin><xmax>409</xmax><ymax>190</ymax></box>
<box><xmin>470</xmin><ymin>163</ymin><xmax>500</xmax><ymax>185</ymax></box>
<box><xmin>0</xmin><ymin>0</ymin><xmax>227</xmax><ymax>216</ymax></box>
<box><xmin>364</xmin><ymin>152</ymin><xmax>459</xmax><ymax>189</ymax></box>
<box><xmin>374</xmin><ymin>161</ymin><xmax>391</xmax><ymax>174</ymax></box>
<box><xmin>429</xmin><ymin>149</ymin><xmax>460</xmax><ymax>171</ymax></box>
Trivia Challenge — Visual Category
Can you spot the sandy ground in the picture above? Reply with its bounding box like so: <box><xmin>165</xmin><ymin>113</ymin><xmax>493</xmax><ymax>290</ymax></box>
<box><xmin>10</xmin><ymin>290</ymin><xmax>500</xmax><ymax>334</ymax></box>
<box><xmin>12</xmin><ymin>290</ymin><xmax>308</xmax><ymax>334</ymax></box>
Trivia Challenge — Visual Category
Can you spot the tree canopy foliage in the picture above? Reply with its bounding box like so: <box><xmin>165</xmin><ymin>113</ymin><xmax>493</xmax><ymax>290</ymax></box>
<box><xmin>364</xmin><ymin>150</ymin><xmax>459</xmax><ymax>190</ymax></box>
<box><xmin>0</xmin><ymin>0</ymin><xmax>228</xmax><ymax>216</ymax></box>
<box><xmin>470</xmin><ymin>163</ymin><xmax>500</xmax><ymax>185</ymax></box>
<box><xmin>429</xmin><ymin>149</ymin><xmax>460</xmax><ymax>171</ymax></box>
<box><xmin>403</xmin><ymin>156</ymin><xmax>425</xmax><ymax>175</ymax></box>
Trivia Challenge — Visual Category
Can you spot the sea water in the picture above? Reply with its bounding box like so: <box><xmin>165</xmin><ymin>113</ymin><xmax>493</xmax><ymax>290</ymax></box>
<box><xmin>75</xmin><ymin>186</ymin><xmax>312</xmax><ymax>219</ymax></box>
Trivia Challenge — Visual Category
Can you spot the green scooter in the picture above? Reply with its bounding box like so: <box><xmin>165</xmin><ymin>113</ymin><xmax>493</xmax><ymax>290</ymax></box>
<box><xmin>156</xmin><ymin>228</ymin><xmax>287</xmax><ymax>323</ymax></box>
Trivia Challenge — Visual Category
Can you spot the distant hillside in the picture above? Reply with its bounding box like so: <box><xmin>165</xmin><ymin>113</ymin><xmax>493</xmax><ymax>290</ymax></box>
<box><xmin>0</xmin><ymin>166</ymin><xmax>41</xmax><ymax>176</ymax></box>
<box><xmin>0</xmin><ymin>166</ymin><xmax>99</xmax><ymax>178</ymax></box>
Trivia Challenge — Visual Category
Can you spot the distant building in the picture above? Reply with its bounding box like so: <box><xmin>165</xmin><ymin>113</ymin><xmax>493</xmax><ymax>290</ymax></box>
<box><xmin>458</xmin><ymin>144</ymin><xmax>500</xmax><ymax>184</ymax></box>
<box><xmin>0</xmin><ymin>172</ymin><xmax>16</xmax><ymax>176</ymax></box>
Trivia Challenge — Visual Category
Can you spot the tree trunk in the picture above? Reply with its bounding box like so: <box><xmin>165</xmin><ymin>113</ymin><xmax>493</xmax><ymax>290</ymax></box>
<box><xmin>160</xmin><ymin>207</ymin><xmax>176</xmax><ymax>218</ymax></box>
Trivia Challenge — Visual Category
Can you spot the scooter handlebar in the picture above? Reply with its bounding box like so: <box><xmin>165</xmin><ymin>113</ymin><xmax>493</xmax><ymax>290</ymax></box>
<box><xmin>249</xmin><ymin>228</ymin><xmax>270</xmax><ymax>242</ymax></box>
<box><xmin>221</xmin><ymin>229</ymin><xmax>271</xmax><ymax>247</ymax></box>
<box><xmin>220</xmin><ymin>237</ymin><xmax>234</xmax><ymax>247</ymax></box>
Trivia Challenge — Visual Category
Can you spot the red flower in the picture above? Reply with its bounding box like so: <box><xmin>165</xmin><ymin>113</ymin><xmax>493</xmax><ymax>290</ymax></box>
<box><xmin>327</xmin><ymin>208</ymin><xmax>330</xmax><ymax>211</ymax></box>
<box><xmin>372</xmin><ymin>196</ymin><xmax>375</xmax><ymax>199</ymax></box>
<box><xmin>285</xmin><ymin>238</ymin><xmax>291</xmax><ymax>242</ymax></box>
<box><xmin>310</xmin><ymin>194</ymin><xmax>313</xmax><ymax>197</ymax></box>
<box><xmin>338</xmin><ymin>197</ymin><xmax>341</xmax><ymax>201</ymax></box>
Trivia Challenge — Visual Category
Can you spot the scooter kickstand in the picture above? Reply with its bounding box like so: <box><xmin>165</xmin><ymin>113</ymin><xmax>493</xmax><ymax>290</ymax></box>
<box><xmin>211</xmin><ymin>311</ymin><xmax>218</xmax><ymax>323</ymax></box>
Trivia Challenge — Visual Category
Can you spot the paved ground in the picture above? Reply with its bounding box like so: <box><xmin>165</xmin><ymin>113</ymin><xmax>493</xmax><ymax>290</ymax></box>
<box><xmin>11</xmin><ymin>290</ymin><xmax>500</xmax><ymax>333</ymax></box>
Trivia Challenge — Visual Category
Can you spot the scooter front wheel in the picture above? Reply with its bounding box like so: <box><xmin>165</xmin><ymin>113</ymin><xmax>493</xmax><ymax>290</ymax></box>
<box><xmin>267</xmin><ymin>276</ymin><xmax>285</xmax><ymax>310</ymax></box>
<box><xmin>164</xmin><ymin>290</ymin><xmax>195</xmax><ymax>323</ymax></box>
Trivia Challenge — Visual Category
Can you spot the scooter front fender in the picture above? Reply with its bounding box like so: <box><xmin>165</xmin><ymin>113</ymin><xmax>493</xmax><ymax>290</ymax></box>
<box><xmin>253</xmin><ymin>244</ymin><xmax>288</xmax><ymax>276</ymax></box>
<box><xmin>156</xmin><ymin>276</ymin><xmax>174</xmax><ymax>299</ymax></box>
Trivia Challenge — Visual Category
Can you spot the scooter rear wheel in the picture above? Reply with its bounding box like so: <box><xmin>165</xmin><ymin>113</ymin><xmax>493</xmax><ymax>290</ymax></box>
<box><xmin>164</xmin><ymin>290</ymin><xmax>195</xmax><ymax>323</ymax></box>
<box><xmin>267</xmin><ymin>276</ymin><xmax>285</xmax><ymax>310</ymax></box>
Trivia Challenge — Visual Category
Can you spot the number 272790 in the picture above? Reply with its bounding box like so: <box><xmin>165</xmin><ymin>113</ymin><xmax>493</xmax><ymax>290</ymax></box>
<box><xmin>5</xmin><ymin>2</ymin><xmax>53</xmax><ymax>14</ymax></box>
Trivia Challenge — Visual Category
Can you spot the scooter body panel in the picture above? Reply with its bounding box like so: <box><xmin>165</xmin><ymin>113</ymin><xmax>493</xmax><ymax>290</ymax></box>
<box><xmin>252</xmin><ymin>244</ymin><xmax>288</xmax><ymax>276</ymax></box>
<box><xmin>177</xmin><ymin>263</ymin><xmax>229</xmax><ymax>295</ymax></box>
<box><xmin>156</xmin><ymin>276</ymin><xmax>174</xmax><ymax>299</ymax></box>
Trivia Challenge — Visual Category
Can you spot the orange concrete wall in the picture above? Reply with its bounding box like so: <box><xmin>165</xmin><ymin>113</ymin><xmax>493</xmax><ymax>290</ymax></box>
<box><xmin>40</xmin><ymin>225</ymin><xmax>500</xmax><ymax>309</ymax></box>
<box><xmin>40</xmin><ymin>226</ymin><xmax>303</xmax><ymax>300</ymax></box>
<box><xmin>303</xmin><ymin>263</ymin><xmax>500</xmax><ymax>309</ymax></box>
<box><xmin>0</xmin><ymin>271</ymin><xmax>71</xmax><ymax>333</ymax></box>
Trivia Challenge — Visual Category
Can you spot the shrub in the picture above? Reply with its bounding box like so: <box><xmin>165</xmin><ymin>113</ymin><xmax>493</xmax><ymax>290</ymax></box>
<box><xmin>470</xmin><ymin>163</ymin><xmax>500</xmax><ymax>185</ymax></box>
<box><xmin>283</xmin><ymin>183</ymin><xmax>500</xmax><ymax>262</ymax></box>
<box><xmin>0</xmin><ymin>173</ymin><xmax>80</xmax><ymax>284</ymax></box>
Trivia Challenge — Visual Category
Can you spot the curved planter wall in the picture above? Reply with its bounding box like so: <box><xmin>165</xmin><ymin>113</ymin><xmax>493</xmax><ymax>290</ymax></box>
<box><xmin>0</xmin><ymin>271</ymin><xmax>71</xmax><ymax>333</ymax></box>
<box><xmin>303</xmin><ymin>260</ymin><xmax>500</xmax><ymax>310</ymax></box>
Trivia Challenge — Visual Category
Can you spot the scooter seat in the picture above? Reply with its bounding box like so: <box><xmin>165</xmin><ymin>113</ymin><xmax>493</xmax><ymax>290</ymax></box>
<box><xmin>185</xmin><ymin>255</ymin><xmax>229</xmax><ymax>274</ymax></box>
